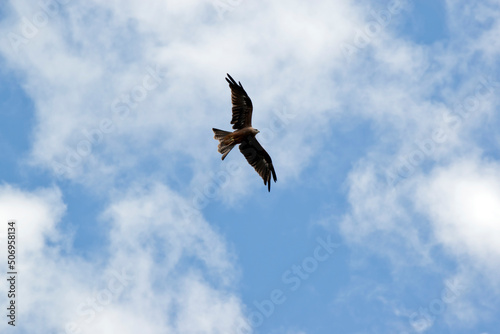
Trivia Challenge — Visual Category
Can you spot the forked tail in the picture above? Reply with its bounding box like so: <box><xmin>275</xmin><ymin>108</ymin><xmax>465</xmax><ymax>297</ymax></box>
<box><xmin>212</xmin><ymin>128</ymin><xmax>235</xmax><ymax>160</ymax></box>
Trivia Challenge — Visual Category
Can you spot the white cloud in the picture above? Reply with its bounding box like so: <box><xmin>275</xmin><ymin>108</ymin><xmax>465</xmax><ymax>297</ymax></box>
<box><xmin>336</xmin><ymin>0</ymin><xmax>500</xmax><ymax>263</ymax></box>
<box><xmin>0</xmin><ymin>183</ymin><xmax>247</xmax><ymax>333</ymax></box>
<box><xmin>0</xmin><ymin>184</ymin><xmax>65</xmax><ymax>254</ymax></box>
<box><xmin>0</xmin><ymin>0</ymin><xmax>368</xmax><ymax>197</ymax></box>
<box><xmin>415</xmin><ymin>159</ymin><xmax>500</xmax><ymax>276</ymax></box>
<box><xmin>330</xmin><ymin>1</ymin><xmax>500</xmax><ymax>330</ymax></box>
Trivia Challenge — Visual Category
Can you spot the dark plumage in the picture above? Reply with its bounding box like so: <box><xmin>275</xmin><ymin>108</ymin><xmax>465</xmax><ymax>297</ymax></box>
<box><xmin>212</xmin><ymin>74</ymin><xmax>277</xmax><ymax>191</ymax></box>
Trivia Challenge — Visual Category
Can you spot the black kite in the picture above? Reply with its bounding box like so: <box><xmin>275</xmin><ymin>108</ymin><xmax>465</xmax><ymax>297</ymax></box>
<box><xmin>213</xmin><ymin>74</ymin><xmax>277</xmax><ymax>192</ymax></box>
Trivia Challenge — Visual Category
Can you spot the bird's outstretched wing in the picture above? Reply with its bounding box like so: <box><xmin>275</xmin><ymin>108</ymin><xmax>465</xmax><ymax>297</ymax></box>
<box><xmin>239</xmin><ymin>136</ymin><xmax>277</xmax><ymax>192</ymax></box>
<box><xmin>226</xmin><ymin>73</ymin><xmax>253</xmax><ymax>130</ymax></box>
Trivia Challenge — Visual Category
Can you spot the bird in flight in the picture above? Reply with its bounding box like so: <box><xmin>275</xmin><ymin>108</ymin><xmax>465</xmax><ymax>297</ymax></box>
<box><xmin>213</xmin><ymin>74</ymin><xmax>277</xmax><ymax>192</ymax></box>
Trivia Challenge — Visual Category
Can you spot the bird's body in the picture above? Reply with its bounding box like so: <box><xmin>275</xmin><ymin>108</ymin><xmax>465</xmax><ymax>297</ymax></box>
<box><xmin>213</xmin><ymin>74</ymin><xmax>277</xmax><ymax>191</ymax></box>
<box><xmin>219</xmin><ymin>127</ymin><xmax>259</xmax><ymax>145</ymax></box>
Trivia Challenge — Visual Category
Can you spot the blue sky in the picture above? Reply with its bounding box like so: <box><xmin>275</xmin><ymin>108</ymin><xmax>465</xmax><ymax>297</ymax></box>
<box><xmin>1</xmin><ymin>0</ymin><xmax>500</xmax><ymax>333</ymax></box>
